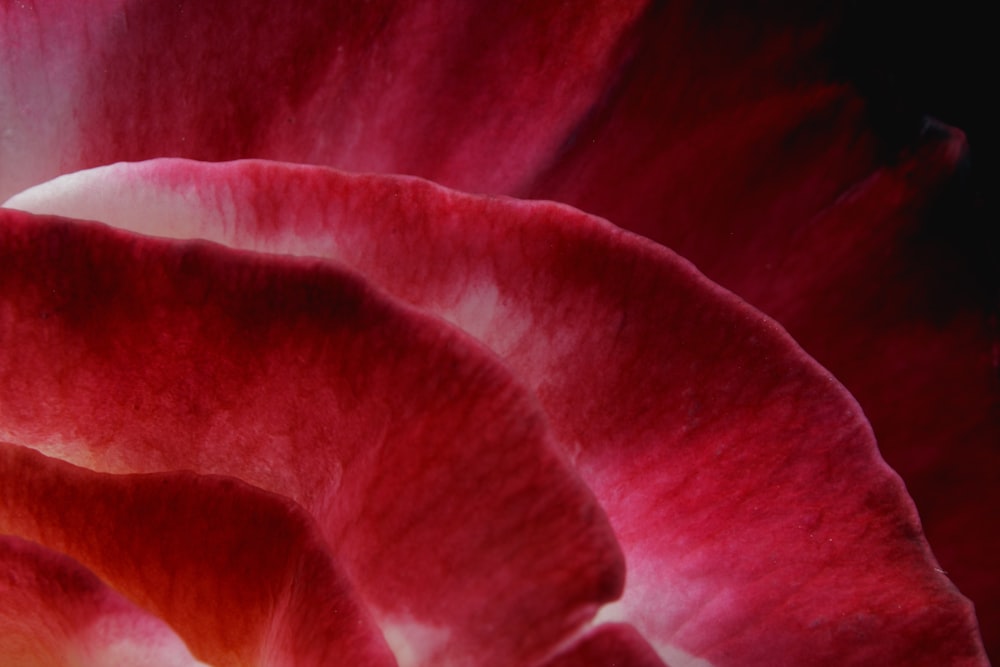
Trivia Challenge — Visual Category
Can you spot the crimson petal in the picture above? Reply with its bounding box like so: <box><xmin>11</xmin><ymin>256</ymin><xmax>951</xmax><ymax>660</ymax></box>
<box><xmin>0</xmin><ymin>0</ymin><xmax>650</xmax><ymax>201</ymax></box>
<box><xmin>0</xmin><ymin>444</ymin><xmax>393</xmax><ymax>667</ymax></box>
<box><xmin>2</xmin><ymin>0</ymin><xmax>992</xmax><ymax>655</ymax></box>
<box><xmin>516</xmin><ymin>14</ymin><xmax>998</xmax><ymax>654</ymax></box>
<box><xmin>0</xmin><ymin>208</ymin><xmax>624</xmax><ymax>666</ymax></box>
<box><xmin>727</xmin><ymin>129</ymin><xmax>1000</xmax><ymax>654</ymax></box>
<box><xmin>7</xmin><ymin>159</ymin><xmax>987</xmax><ymax>664</ymax></box>
<box><xmin>539</xmin><ymin>41</ymin><xmax>999</xmax><ymax>646</ymax></box>
<box><xmin>542</xmin><ymin>625</ymin><xmax>668</xmax><ymax>667</ymax></box>
<box><xmin>0</xmin><ymin>534</ymin><xmax>207</xmax><ymax>666</ymax></box>
<box><xmin>7</xmin><ymin>11</ymin><xmax>990</xmax><ymax>641</ymax></box>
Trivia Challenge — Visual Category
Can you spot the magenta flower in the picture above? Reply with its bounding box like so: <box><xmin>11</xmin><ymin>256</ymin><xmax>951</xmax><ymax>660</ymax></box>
<box><xmin>0</xmin><ymin>1</ymin><xmax>991</xmax><ymax>665</ymax></box>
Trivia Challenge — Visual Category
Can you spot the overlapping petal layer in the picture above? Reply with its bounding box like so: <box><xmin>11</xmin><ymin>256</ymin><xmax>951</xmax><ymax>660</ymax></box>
<box><xmin>1</xmin><ymin>0</ymin><xmax>993</xmax><ymax>661</ymax></box>
<box><xmin>0</xmin><ymin>534</ymin><xmax>207</xmax><ymax>667</ymax></box>
<box><xmin>0</xmin><ymin>0</ymin><xmax>650</xmax><ymax>201</ymax></box>
<box><xmin>542</xmin><ymin>624</ymin><xmax>667</xmax><ymax>667</ymax></box>
<box><xmin>2</xmin><ymin>11</ymin><xmax>991</xmax><ymax>646</ymax></box>
<box><xmin>0</xmin><ymin>444</ymin><xmax>393</xmax><ymax>667</ymax></box>
<box><xmin>718</xmin><ymin>129</ymin><xmax>1000</xmax><ymax>645</ymax></box>
<box><xmin>0</xmin><ymin>209</ymin><xmax>624</xmax><ymax>666</ymax></box>
<box><xmin>6</xmin><ymin>159</ymin><xmax>986</xmax><ymax>665</ymax></box>
<box><xmin>534</xmin><ymin>44</ymin><xmax>998</xmax><ymax>642</ymax></box>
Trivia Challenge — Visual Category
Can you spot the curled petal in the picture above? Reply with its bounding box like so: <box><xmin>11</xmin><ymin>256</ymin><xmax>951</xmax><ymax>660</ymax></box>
<box><xmin>5</xmin><ymin>159</ymin><xmax>987</xmax><ymax>664</ymax></box>
<box><xmin>3</xmin><ymin>0</ymin><xmax>990</xmax><ymax>659</ymax></box>
<box><xmin>0</xmin><ymin>0</ymin><xmax>649</xmax><ymax>200</ymax></box>
<box><xmin>0</xmin><ymin>207</ymin><xmax>624</xmax><ymax>667</ymax></box>
<box><xmin>0</xmin><ymin>444</ymin><xmax>393</xmax><ymax>667</ymax></box>
<box><xmin>0</xmin><ymin>534</ymin><xmax>207</xmax><ymax>667</ymax></box>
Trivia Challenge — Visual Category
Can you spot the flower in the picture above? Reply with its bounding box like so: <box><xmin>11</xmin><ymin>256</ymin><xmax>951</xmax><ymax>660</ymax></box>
<box><xmin>0</xmin><ymin>1</ymin><xmax>992</xmax><ymax>665</ymax></box>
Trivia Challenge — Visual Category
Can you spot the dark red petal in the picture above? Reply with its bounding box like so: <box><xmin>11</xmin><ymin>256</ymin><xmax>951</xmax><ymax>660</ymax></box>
<box><xmin>513</xmin><ymin>9</ymin><xmax>999</xmax><ymax>654</ymax></box>
<box><xmin>734</xmin><ymin>128</ymin><xmax>1000</xmax><ymax>660</ymax></box>
<box><xmin>542</xmin><ymin>625</ymin><xmax>668</xmax><ymax>667</ymax></box>
<box><xmin>0</xmin><ymin>444</ymin><xmax>393</xmax><ymax>667</ymax></box>
<box><xmin>0</xmin><ymin>208</ymin><xmax>623</xmax><ymax>667</ymax></box>
<box><xmin>0</xmin><ymin>534</ymin><xmax>206</xmax><ymax>666</ymax></box>
<box><xmin>518</xmin><ymin>3</ymin><xmax>873</xmax><ymax>250</ymax></box>
<box><xmin>3</xmin><ymin>0</ymin><xmax>992</xmax><ymax>654</ymax></box>
<box><xmin>531</xmin><ymin>35</ymin><xmax>1000</xmax><ymax>649</ymax></box>
<box><xmin>8</xmin><ymin>159</ymin><xmax>986</xmax><ymax>664</ymax></box>
<box><xmin>0</xmin><ymin>0</ymin><xmax>648</xmax><ymax>201</ymax></box>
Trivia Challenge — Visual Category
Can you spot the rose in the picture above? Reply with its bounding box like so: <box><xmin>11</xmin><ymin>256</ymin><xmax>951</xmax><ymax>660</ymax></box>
<box><xmin>0</xmin><ymin>1</ymin><xmax>991</xmax><ymax>665</ymax></box>
<box><xmin>1</xmin><ymin>2</ymin><xmax>992</xmax><ymax>664</ymax></box>
<box><xmin>1</xmin><ymin>159</ymin><xmax>989</xmax><ymax>666</ymax></box>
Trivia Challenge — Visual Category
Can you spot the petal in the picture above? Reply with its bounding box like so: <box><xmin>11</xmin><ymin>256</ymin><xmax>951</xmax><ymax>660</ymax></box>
<box><xmin>0</xmin><ymin>0</ymin><xmax>648</xmax><ymax>200</ymax></box>
<box><xmin>6</xmin><ymin>159</ymin><xmax>987</xmax><ymax>664</ymax></box>
<box><xmin>534</xmin><ymin>44</ymin><xmax>1000</xmax><ymax>647</ymax></box>
<box><xmin>542</xmin><ymin>625</ymin><xmax>668</xmax><ymax>667</ymax></box>
<box><xmin>505</xmin><ymin>10</ymin><xmax>1000</xmax><ymax>653</ymax></box>
<box><xmin>0</xmin><ymin>534</ymin><xmax>207</xmax><ymax>667</ymax></box>
<box><xmin>0</xmin><ymin>207</ymin><xmax>624</xmax><ymax>667</ymax></box>
<box><xmin>6</xmin><ymin>0</ymin><xmax>993</xmax><ymax>656</ymax></box>
<box><xmin>736</xmin><ymin>127</ymin><xmax>1000</xmax><ymax>658</ymax></box>
<box><xmin>0</xmin><ymin>443</ymin><xmax>393</xmax><ymax>667</ymax></box>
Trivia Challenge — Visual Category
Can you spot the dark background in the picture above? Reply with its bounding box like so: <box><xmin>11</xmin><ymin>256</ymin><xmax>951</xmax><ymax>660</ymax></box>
<box><xmin>835</xmin><ymin>1</ymin><xmax>996</xmax><ymax>300</ymax></box>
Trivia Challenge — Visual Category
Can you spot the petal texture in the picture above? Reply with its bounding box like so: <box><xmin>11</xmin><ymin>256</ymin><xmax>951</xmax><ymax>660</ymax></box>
<box><xmin>6</xmin><ymin>159</ymin><xmax>987</xmax><ymax>665</ymax></box>
<box><xmin>0</xmin><ymin>207</ymin><xmax>624</xmax><ymax>667</ymax></box>
<box><xmin>2</xmin><ymin>0</ymin><xmax>993</xmax><ymax>657</ymax></box>
<box><xmin>542</xmin><ymin>625</ymin><xmax>668</xmax><ymax>667</ymax></box>
<box><xmin>0</xmin><ymin>443</ymin><xmax>393</xmax><ymax>667</ymax></box>
<box><xmin>0</xmin><ymin>0</ymin><xmax>648</xmax><ymax>200</ymax></box>
<box><xmin>0</xmin><ymin>534</ymin><xmax>207</xmax><ymax>667</ymax></box>
<box><xmin>723</xmin><ymin>128</ymin><xmax>1000</xmax><ymax>651</ymax></box>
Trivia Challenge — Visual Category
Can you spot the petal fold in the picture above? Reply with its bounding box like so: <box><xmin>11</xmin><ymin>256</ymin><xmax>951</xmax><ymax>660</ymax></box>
<box><xmin>3</xmin><ymin>0</ymin><xmax>992</xmax><ymax>657</ymax></box>
<box><xmin>0</xmin><ymin>0</ymin><xmax>648</xmax><ymax>200</ymax></box>
<box><xmin>4</xmin><ymin>159</ymin><xmax>987</xmax><ymax>665</ymax></box>
<box><xmin>0</xmin><ymin>443</ymin><xmax>393</xmax><ymax>667</ymax></box>
<box><xmin>542</xmin><ymin>624</ymin><xmax>668</xmax><ymax>667</ymax></box>
<box><xmin>0</xmin><ymin>534</ymin><xmax>207</xmax><ymax>667</ymax></box>
<box><xmin>0</xmin><ymin>206</ymin><xmax>624</xmax><ymax>667</ymax></box>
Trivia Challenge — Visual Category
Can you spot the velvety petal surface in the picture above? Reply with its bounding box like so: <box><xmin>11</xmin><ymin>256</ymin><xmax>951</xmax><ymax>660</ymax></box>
<box><xmin>7</xmin><ymin>159</ymin><xmax>986</xmax><ymax>665</ymax></box>
<box><xmin>0</xmin><ymin>444</ymin><xmax>393</xmax><ymax>667</ymax></box>
<box><xmin>720</xmin><ymin>127</ymin><xmax>1000</xmax><ymax>651</ymax></box>
<box><xmin>0</xmin><ymin>534</ymin><xmax>207</xmax><ymax>667</ymax></box>
<box><xmin>519</xmin><ymin>12</ymin><xmax>998</xmax><ymax>641</ymax></box>
<box><xmin>0</xmin><ymin>0</ymin><xmax>651</xmax><ymax>201</ymax></box>
<box><xmin>542</xmin><ymin>625</ymin><xmax>668</xmax><ymax>667</ymax></box>
<box><xmin>0</xmin><ymin>209</ymin><xmax>624</xmax><ymax>667</ymax></box>
<box><xmin>2</xmin><ymin>0</ymin><xmax>993</xmax><ymax>656</ymax></box>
